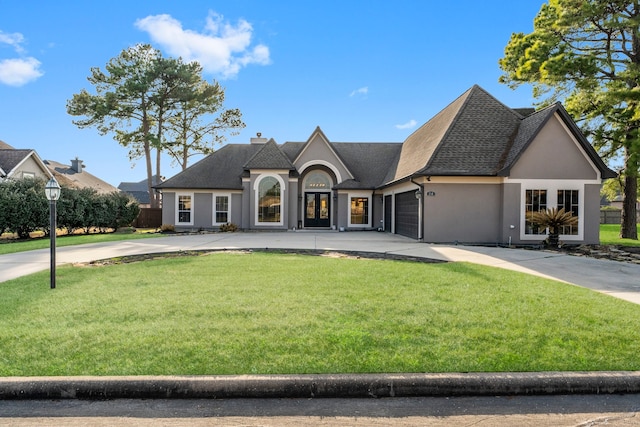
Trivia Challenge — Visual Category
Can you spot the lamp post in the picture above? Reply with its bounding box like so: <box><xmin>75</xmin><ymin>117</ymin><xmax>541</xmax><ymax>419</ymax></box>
<box><xmin>44</xmin><ymin>177</ymin><xmax>61</xmax><ymax>289</ymax></box>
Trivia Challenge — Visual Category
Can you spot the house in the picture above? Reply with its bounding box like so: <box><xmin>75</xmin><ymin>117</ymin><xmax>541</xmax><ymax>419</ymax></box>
<box><xmin>156</xmin><ymin>85</ymin><xmax>616</xmax><ymax>245</ymax></box>
<box><xmin>1</xmin><ymin>141</ymin><xmax>118</xmax><ymax>196</ymax></box>
<box><xmin>0</xmin><ymin>141</ymin><xmax>52</xmax><ymax>181</ymax></box>
<box><xmin>45</xmin><ymin>157</ymin><xmax>119</xmax><ymax>194</ymax></box>
<box><xmin>118</xmin><ymin>175</ymin><xmax>163</xmax><ymax>208</ymax></box>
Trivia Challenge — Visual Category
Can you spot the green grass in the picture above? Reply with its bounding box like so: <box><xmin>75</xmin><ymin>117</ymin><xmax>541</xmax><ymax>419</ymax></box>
<box><xmin>599</xmin><ymin>224</ymin><xmax>640</xmax><ymax>247</ymax></box>
<box><xmin>0</xmin><ymin>230</ymin><xmax>160</xmax><ymax>255</ymax></box>
<box><xmin>1</xmin><ymin>252</ymin><xmax>639</xmax><ymax>376</ymax></box>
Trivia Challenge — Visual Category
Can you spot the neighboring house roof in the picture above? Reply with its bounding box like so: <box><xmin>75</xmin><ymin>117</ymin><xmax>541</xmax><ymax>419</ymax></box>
<box><xmin>156</xmin><ymin>85</ymin><xmax>617</xmax><ymax>191</ymax></box>
<box><xmin>0</xmin><ymin>148</ymin><xmax>51</xmax><ymax>179</ymax></box>
<box><xmin>0</xmin><ymin>140</ymin><xmax>15</xmax><ymax>150</ymax></box>
<box><xmin>45</xmin><ymin>159</ymin><xmax>118</xmax><ymax>194</ymax></box>
<box><xmin>118</xmin><ymin>175</ymin><xmax>162</xmax><ymax>204</ymax></box>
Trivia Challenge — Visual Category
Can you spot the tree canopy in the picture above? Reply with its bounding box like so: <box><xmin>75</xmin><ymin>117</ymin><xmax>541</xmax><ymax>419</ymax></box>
<box><xmin>67</xmin><ymin>44</ymin><xmax>245</xmax><ymax>208</ymax></box>
<box><xmin>499</xmin><ymin>0</ymin><xmax>639</xmax><ymax>239</ymax></box>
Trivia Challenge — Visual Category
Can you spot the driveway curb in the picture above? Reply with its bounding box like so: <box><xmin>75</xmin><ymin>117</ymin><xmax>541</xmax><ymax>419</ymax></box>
<box><xmin>2</xmin><ymin>372</ymin><xmax>640</xmax><ymax>400</ymax></box>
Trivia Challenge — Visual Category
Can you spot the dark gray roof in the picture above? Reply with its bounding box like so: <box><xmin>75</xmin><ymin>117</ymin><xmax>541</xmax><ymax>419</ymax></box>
<box><xmin>157</xmin><ymin>144</ymin><xmax>262</xmax><ymax>189</ymax></box>
<box><xmin>124</xmin><ymin>190</ymin><xmax>152</xmax><ymax>204</ymax></box>
<box><xmin>332</xmin><ymin>143</ymin><xmax>402</xmax><ymax>189</ymax></box>
<box><xmin>415</xmin><ymin>85</ymin><xmax>521</xmax><ymax>176</ymax></box>
<box><xmin>158</xmin><ymin>85</ymin><xmax>616</xmax><ymax>189</ymax></box>
<box><xmin>243</xmin><ymin>139</ymin><xmax>294</xmax><ymax>170</ymax></box>
<box><xmin>118</xmin><ymin>175</ymin><xmax>162</xmax><ymax>192</ymax></box>
<box><xmin>0</xmin><ymin>149</ymin><xmax>34</xmax><ymax>177</ymax></box>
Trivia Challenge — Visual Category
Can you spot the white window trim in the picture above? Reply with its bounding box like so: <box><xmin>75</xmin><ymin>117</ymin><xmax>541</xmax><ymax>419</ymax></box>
<box><xmin>348</xmin><ymin>192</ymin><xmax>372</xmax><ymax>228</ymax></box>
<box><xmin>175</xmin><ymin>192</ymin><xmax>194</xmax><ymax>226</ymax></box>
<box><xmin>212</xmin><ymin>193</ymin><xmax>232</xmax><ymax>226</ymax></box>
<box><xmin>254</xmin><ymin>173</ymin><xmax>286</xmax><ymax>226</ymax></box>
<box><xmin>518</xmin><ymin>180</ymin><xmax>584</xmax><ymax>241</ymax></box>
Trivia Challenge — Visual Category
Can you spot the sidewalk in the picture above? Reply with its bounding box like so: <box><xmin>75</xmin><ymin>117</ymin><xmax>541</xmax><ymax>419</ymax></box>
<box><xmin>1</xmin><ymin>231</ymin><xmax>639</xmax><ymax>304</ymax></box>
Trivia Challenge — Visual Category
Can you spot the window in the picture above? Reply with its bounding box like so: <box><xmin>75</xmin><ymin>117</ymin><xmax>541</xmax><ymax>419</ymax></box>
<box><xmin>258</xmin><ymin>176</ymin><xmax>281</xmax><ymax>223</ymax></box>
<box><xmin>304</xmin><ymin>171</ymin><xmax>331</xmax><ymax>190</ymax></box>
<box><xmin>525</xmin><ymin>189</ymin><xmax>546</xmax><ymax>235</ymax></box>
<box><xmin>350</xmin><ymin>197</ymin><xmax>369</xmax><ymax>225</ymax></box>
<box><xmin>558</xmin><ymin>189</ymin><xmax>579</xmax><ymax>235</ymax></box>
<box><xmin>214</xmin><ymin>195</ymin><xmax>229</xmax><ymax>224</ymax></box>
<box><xmin>522</xmin><ymin>186</ymin><xmax>582</xmax><ymax>239</ymax></box>
<box><xmin>177</xmin><ymin>194</ymin><xmax>192</xmax><ymax>224</ymax></box>
<box><xmin>22</xmin><ymin>172</ymin><xmax>35</xmax><ymax>179</ymax></box>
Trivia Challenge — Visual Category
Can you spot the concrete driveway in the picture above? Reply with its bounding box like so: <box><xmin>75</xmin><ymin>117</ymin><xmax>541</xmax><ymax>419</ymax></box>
<box><xmin>1</xmin><ymin>231</ymin><xmax>639</xmax><ymax>304</ymax></box>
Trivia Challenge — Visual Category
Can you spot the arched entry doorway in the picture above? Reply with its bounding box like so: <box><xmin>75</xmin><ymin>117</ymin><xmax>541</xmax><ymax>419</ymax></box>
<box><xmin>303</xmin><ymin>170</ymin><xmax>332</xmax><ymax>228</ymax></box>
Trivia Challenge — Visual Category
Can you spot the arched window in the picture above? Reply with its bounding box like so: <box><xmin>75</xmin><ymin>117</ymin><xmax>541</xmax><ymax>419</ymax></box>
<box><xmin>258</xmin><ymin>176</ymin><xmax>281</xmax><ymax>223</ymax></box>
<box><xmin>304</xmin><ymin>171</ymin><xmax>332</xmax><ymax>191</ymax></box>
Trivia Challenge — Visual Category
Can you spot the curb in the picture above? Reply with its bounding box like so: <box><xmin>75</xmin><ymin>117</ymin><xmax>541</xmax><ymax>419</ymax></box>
<box><xmin>2</xmin><ymin>372</ymin><xmax>640</xmax><ymax>400</ymax></box>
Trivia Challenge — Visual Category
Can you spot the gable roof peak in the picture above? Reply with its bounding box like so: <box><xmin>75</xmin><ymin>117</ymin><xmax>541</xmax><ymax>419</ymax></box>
<box><xmin>243</xmin><ymin>138</ymin><xmax>294</xmax><ymax>170</ymax></box>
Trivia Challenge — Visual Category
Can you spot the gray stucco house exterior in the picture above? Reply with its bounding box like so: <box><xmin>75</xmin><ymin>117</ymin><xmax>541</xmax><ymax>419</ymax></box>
<box><xmin>156</xmin><ymin>85</ymin><xmax>616</xmax><ymax>245</ymax></box>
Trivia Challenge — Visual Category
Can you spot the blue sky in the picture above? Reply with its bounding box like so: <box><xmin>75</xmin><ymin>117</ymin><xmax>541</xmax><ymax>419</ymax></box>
<box><xmin>1</xmin><ymin>1</ymin><xmax>544</xmax><ymax>186</ymax></box>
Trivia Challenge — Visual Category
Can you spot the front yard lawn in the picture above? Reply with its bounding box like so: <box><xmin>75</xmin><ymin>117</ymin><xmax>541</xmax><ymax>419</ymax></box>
<box><xmin>0</xmin><ymin>229</ymin><xmax>159</xmax><ymax>255</ymax></box>
<box><xmin>599</xmin><ymin>224</ymin><xmax>640</xmax><ymax>247</ymax></box>
<box><xmin>1</xmin><ymin>251</ymin><xmax>639</xmax><ymax>376</ymax></box>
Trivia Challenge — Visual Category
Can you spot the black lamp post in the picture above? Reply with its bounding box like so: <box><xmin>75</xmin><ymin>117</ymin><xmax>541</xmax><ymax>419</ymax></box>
<box><xmin>44</xmin><ymin>177</ymin><xmax>61</xmax><ymax>289</ymax></box>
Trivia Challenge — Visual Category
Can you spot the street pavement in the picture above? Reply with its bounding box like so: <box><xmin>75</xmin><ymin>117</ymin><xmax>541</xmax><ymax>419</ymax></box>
<box><xmin>2</xmin><ymin>394</ymin><xmax>640</xmax><ymax>426</ymax></box>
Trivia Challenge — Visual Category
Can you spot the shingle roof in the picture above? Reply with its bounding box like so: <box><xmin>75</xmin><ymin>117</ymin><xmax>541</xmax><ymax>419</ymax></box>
<box><xmin>157</xmin><ymin>144</ymin><xmax>263</xmax><ymax>189</ymax></box>
<box><xmin>45</xmin><ymin>160</ymin><xmax>118</xmax><ymax>194</ymax></box>
<box><xmin>243</xmin><ymin>139</ymin><xmax>295</xmax><ymax>170</ymax></box>
<box><xmin>118</xmin><ymin>175</ymin><xmax>162</xmax><ymax>192</ymax></box>
<box><xmin>332</xmin><ymin>143</ymin><xmax>402</xmax><ymax>189</ymax></box>
<box><xmin>0</xmin><ymin>149</ymin><xmax>34</xmax><ymax>177</ymax></box>
<box><xmin>158</xmin><ymin>85</ymin><xmax>616</xmax><ymax>189</ymax></box>
<box><xmin>410</xmin><ymin>85</ymin><xmax>521</xmax><ymax>177</ymax></box>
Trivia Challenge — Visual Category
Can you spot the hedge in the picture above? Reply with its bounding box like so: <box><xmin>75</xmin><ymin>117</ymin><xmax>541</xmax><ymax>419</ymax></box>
<box><xmin>0</xmin><ymin>178</ymin><xmax>140</xmax><ymax>238</ymax></box>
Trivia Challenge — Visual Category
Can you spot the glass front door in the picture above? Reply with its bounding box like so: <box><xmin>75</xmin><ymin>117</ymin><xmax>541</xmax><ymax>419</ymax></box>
<box><xmin>304</xmin><ymin>192</ymin><xmax>330</xmax><ymax>228</ymax></box>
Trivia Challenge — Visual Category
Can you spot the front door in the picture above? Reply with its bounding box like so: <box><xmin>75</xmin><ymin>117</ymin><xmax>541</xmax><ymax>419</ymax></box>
<box><xmin>304</xmin><ymin>192</ymin><xmax>330</xmax><ymax>228</ymax></box>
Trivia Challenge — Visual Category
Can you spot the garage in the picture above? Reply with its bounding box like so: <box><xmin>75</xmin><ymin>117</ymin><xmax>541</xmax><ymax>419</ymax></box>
<box><xmin>395</xmin><ymin>191</ymin><xmax>419</xmax><ymax>239</ymax></box>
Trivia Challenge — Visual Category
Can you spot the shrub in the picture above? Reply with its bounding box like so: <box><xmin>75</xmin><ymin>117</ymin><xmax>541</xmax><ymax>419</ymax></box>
<box><xmin>219</xmin><ymin>223</ymin><xmax>238</xmax><ymax>232</ymax></box>
<box><xmin>161</xmin><ymin>224</ymin><xmax>175</xmax><ymax>232</ymax></box>
<box><xmin>0</xmin><ymin>178</ymin><xmax>48</xmax><ymax>238</ymax></box>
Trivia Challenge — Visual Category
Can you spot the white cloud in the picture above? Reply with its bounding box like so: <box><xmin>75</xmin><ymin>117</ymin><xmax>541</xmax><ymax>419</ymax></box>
<box><xmin>349</xmin><ymin>86</ymin><xmax>368</xmax><ymax>97</ymax></box>
<box><xmin>395</xmin><ymin>119</ymin><xmax>417</xmax><ymax>130</ymax></box>
<box><xmin>0</xmin><ymin>31</ymin><xmax>43</xmax><ymax>86</ymax></box>
<box><xmin>135</xmin><ymin>12</ymin><xmax>270</xmax><ymax>79</ymax></box>
<box><xmin>0</xmin><ymin>57</ymin><xmax>43</xmax><ymax>86</ymax></box>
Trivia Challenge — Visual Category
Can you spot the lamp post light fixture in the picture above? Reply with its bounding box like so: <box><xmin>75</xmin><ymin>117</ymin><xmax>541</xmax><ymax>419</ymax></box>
<box><xmin>44</xmin><ymin>177</ymin><xmax>61</xmax><ymax>289</ymax></box>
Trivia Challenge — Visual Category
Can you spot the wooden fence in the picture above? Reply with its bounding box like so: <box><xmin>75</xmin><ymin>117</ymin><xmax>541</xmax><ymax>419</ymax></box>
<box><xmin>132</xmin><ymin>208</ymin><xmax>162</xmax><ymax>228</ymax></box>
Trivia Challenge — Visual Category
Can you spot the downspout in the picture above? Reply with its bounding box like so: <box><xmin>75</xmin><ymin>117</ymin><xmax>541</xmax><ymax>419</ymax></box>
<box><xmin>371</xmin><ymin>190</ymin><xmax>380</xmax><ymax>231</ymax></box>
<box><xmin>410</xmin><ymin>177</ymin><xmax>424</xmax><ymax>241</ymax></box>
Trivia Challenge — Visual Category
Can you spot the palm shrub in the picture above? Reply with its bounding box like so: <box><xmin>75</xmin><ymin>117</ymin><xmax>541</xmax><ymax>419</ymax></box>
<box><xmin>529</xmin><ymin>207</ymin><xmax>578</xmax><ymax>247</ymax></box>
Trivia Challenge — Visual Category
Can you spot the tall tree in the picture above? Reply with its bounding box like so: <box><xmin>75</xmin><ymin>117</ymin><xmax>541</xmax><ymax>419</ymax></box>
<box><xmin>67</xmin><ymin>44</ymin><xmax>163</xmax><ymax>207</ymax></box>
<box><xmin>499</xmin><ymin>0</ymin><xmax>639</xmax><ymax>239</ymax></box>
<box><xmin>165</xmin><ymin>79</ymin><xmax>245</xmax><ymax>170</ymax></box>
